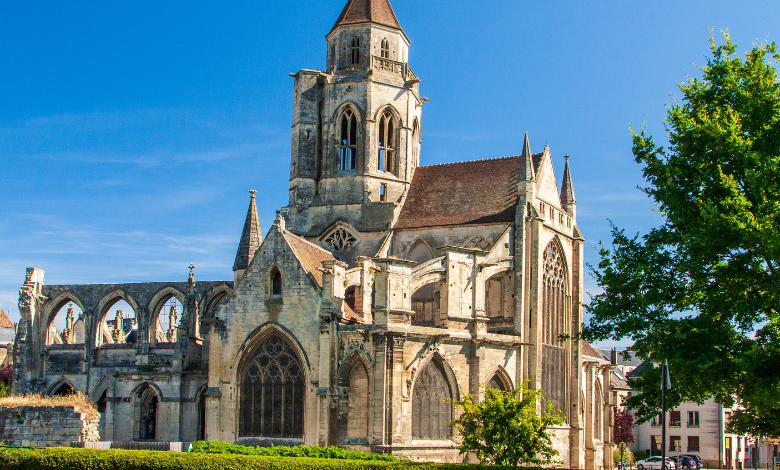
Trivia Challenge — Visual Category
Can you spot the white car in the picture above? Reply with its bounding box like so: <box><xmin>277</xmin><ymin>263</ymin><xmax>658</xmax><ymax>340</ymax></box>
<box><xmin>636</xmin><ymin>457</ymin><xmax>675</xmax><ymax>470</ymax></box>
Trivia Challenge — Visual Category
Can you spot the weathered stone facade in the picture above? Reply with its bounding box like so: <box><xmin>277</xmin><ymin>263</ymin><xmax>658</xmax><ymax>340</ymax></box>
<box><xmin>12</xmin><ymin>0</ymin><xmax>615</xmax><ymax>466</ymax></box>
<box><xmin>0</xmin><ymin>405</ymin><xmax>99</xmax><ymax>447</ymax></box>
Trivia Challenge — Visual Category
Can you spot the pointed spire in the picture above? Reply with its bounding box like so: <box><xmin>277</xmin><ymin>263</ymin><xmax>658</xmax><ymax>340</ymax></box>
<box><xmin>560</xmin><ymin>154</ymin><xmax>576</xmax><ymax>205</ymax></box>
<box><xmin>233</xmin><ymin>190</ymin><xmax>263</xmax><ymax>272</ymax></box>
<box><xmin>520</xmin><ymin>132</ymin><xmax>536</xmax><ymax>181</ymax></box>
<box><xmin>329</xmin><ymin>0</ymin><xmax>406</xmax><ymax>38</ymax></box>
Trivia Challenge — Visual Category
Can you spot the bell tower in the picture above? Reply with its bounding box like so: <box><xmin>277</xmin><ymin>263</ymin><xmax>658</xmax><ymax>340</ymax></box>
<box><xmin>287</xmin><ymin>0</ymin><xmax>423</xmax><ymax>240</ymax></box>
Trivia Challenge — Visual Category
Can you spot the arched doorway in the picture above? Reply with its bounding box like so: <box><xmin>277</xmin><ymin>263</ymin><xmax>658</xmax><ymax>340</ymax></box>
<box><xmin>239</xmin><ymin>334</ymin><xmax>305</xmax><ymax>438</ymax></box>
<box><xmin>139</xmin><ymin>386</ymin><xmax>158</xmax><ymax>440</ymax></box>
<box><xmin>412</xmin><ymin>359</ymin><xmax>452</xmax><ymax>440</ymax></box>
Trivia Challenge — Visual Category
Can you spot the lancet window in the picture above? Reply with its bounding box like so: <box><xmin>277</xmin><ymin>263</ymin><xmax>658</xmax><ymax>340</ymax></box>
<box><xmin>271</xmin><ymin>268</ymin><xmax>282</xmax><ymax>296</ymax></box>
<box><xmin>351</xmin><ymin>37</ymin><xmax>360</xmax><ymax>65</ymax></box>
<box><xmin>380</xmin><ymin>38</ymin><xmax>390</xmax><ymax>59</ymax></box>
<box><xmin>412</xmin><ymin>360</ymin><xmax>452</xmax><ymax>440</ymax></box>
<box><xmin>339</xmin><ymin>109</ymin><xmax>358</xmax><ymax>171</ymax></box>
<box><xmin>239</xmin><ymin>334</ymin><xmax>305</xmax><ymax>438</ymax></box>
<box><xmin>377</xmin><ymin>111</ymin><xmax>395</xmax><ymax>174</ymax></box>
<box><xmin>542</xmin><ymin>240</ymin><xmax>567</xmax><ymax>344</ymax></box>
<box><xmin>412</xmin><ymin>120</ymin><xmax>420</xmax><ymax>167</ymax></box>
<box><xmin>139</xmin><ymin>387</ymin><xmax>158</xmax><ymax>440</ymax></box>
<box><xmin>487</xmin><ymin>374</ymin><xmax>507</xmax><ymax>391</ymax></box>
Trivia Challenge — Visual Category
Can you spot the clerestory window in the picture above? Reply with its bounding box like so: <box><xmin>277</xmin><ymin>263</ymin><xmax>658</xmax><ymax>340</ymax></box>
<box><xmin>351</xmin><ymin>37</ymin><xmax>360</xmax><ymax>65</ymax></box>
<box><xmin>381</xmin><ymin>38</ymin><xmax>390</xmax><ymax>59</ymax></box>
<box><xmin>339</xmin><ymin>109</ymin><xmax>358</xmax><ymax>171</ymax></box>
<box><xmin>377</xmin><ymin>111</ymin><xmax>395</xmax><ymax>174</ymax></box>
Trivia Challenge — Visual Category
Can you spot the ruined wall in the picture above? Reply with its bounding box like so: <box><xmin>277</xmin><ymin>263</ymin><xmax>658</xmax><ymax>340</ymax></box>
<box><xmin>0</xmin><ymin>405</ymin><xmax>98</xmax><ymax>447</ymax></box>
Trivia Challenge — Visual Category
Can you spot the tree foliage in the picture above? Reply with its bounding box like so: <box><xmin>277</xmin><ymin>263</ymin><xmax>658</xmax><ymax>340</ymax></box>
<box><xmin>449</xmin><ymin>381</ymin><xmax>565</xmax><ymax>467</ymax></box>
<box><xmin>584</xmin><ymin>32</ymin><xmax>780</xmax><ymax>438</ymax></box>
<box><xmin>614</xmin><ymin>408</ymin><xmax>636</xmax><ymax>445</ymax></box>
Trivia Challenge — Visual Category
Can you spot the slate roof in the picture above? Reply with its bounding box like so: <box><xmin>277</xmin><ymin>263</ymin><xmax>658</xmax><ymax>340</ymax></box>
<box><xmin>233</xmin><ymin>192</ymin><xmax>263</xmax><ymax>272</ymax></box>
<box><xmin>328</xmin><ymin>0</ymin><xmax>404</xmax><ymax>37</ymax></box>
<box><xmin>0</xmin><ymin>308</ymin><xmax>12</xmax><ymax>329</ymax></box>
<box><xmin>395</xmin><ymin>157</ymin><xmax>525</xmax><ymax>230</ymax></box>
<box><xmin>283</xmin><ymin>231</ymin><xmax>337</xmax><ymax>288</ymax></box>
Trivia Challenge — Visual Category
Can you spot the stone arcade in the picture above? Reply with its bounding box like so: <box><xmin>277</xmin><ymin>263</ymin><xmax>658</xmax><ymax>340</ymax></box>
<box><xmin>13</xmin><ymin>0</ymin><xmax>616</xmax><ymax>466</ymax></box>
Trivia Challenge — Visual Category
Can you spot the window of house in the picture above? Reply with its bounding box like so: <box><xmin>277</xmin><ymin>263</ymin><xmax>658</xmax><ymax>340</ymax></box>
<box><xmin>688</xmin><ymin>436</ymin><xmax>700</xmax><ymax>452</ymax></box>
<box><xmin>339</xmin><ymin>109</ymin><xmax>358</xmax><ymax>171</ymax></box>
<box><xmin>380</xmin><ymin>38</ymin><xmax>390</xmax><ymax>59</ymax></box>
<box><xmin>377</xmin><ymin>111</ymin><xmax>395</xmax><ymax>174</ymax></box>
<box><xmin>351</xmin><ymin>37</ymin><xmax>360</xmax><ymax>65</ymax></box>
<box><xmin>725</xmin><ymin>411</ymin><xmax>732</xmax><ymax>427</ymax></box>
<box><xmin>687</xmin><ymin>411</ymin><xmax>699</xmax><ymax>427</ymax></box>
<box><xmin>271</xmin><ymin>269</ymin><xmax>282</xmax><ymax>296</ymax></box>
<box><xmin>379</xmin><ymin>183</ymin><xmax>387</xmax><ymax>202</ymax></box>
<box><xmin>670</xmin><ymin>435</ymin><xmax>681</xmax><ymax>452</ymax></box>
<box><xmin>652</xmin><ymin>435</ymin><xmax>662</xmax><ymax>455</ymax></box>
<box><xmin>670</xmin><ymin>410</ymin><xmax>681</xmax><ymax>426</ymax></box>
<box><xmin>652</xmin><ymin>412</ymin><xmax>663</xmax><ymax>426</ymax></box>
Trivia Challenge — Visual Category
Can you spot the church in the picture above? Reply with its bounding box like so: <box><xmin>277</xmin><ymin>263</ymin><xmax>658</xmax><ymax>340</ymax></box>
<box><xmin>12</xmin><ymin>0</ymin><xmax>616</xmax><ymax>466</ymax></box>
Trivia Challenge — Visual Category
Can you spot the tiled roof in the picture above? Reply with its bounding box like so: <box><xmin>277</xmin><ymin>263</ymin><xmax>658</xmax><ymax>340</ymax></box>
<box><xmin>581</xmin><ymin>340</ymin><xmax>609</xmax><ymax>362</ymax></box>
<box><xmin>341</xmin><ymin>302</ymin><xmax>366</xmax><ymax>324</ymax></box>
<box><xmin>395</xmin><ymin>157</ymin><xmax>523</xmax><ymax>230</ymax></box>
<box><xmin>0</xmin><ymin>308</ymin><xmax>12</xmax><ymax>329</ymax></box>
<box><xmin>329</xmin><ymin>0</ymin><xmax>404</xmax><ymax>36</ymax></box>
<box><xmin>283</xmin><ymin>231</ymin><xmax>336</xmax><ymax>288</ymax></box>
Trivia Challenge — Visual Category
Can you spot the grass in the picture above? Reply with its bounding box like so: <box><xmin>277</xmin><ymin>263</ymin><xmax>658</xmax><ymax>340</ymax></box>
<box><xmin>0</xmin><ymin>392</ymin><xmax>99</xmax><ymax>420</ymax></box>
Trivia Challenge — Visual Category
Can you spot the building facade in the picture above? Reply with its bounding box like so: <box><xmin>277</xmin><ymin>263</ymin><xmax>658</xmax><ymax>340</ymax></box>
<box><xmin>12</xmin><ymin>0</ymin><xmax>614</xmax><ymax>465</ymax></box>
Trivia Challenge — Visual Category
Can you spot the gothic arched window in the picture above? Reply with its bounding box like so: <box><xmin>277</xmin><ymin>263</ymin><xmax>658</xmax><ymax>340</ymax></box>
<box><xmin>239</xmin><ymin>334</ymin><xmax>305</xmax><ymax>438</ymax></box>
<box><xmin>412</xmin><ymin>360</ymin><xmax>452</xmax><ymax>440</ymax></box>
<box><xmin>339</xmin><ymin>109</ymin><xmax>358</xmax><ymax>171</ymax></box>
<box><xmin>351</xmin><ymin>37</ymin><xmax>360</xmax><ymax>65</ymax></box>
<box><xmin>139</xmin><ymin>386</ymin><xmax>158</xmax><ymax>440</ymax></box>
<box><xmin>543</xmin><ymin>240</ymin><xmax>566</xmax><ymax>344</ymax></box>
<box><xmin>412</xmin><ymin>119</ymin><xmax>420</xmax><ymax>167</ymax></box>
<box><xmin>271</xmin><ymin>268</ymin><xmax>282</xmax><ymax>296</ymax></box>
<box><xmin>378</xmin><ymin>111</ymin><xmax>395</xmax><ymax>174</ymax></box>
<box><xmin>381</xmin><ymin>38</ymin><xmax>390</xmax><ymax>59</ymax></box>
<box><xmin>487</xmin><ymin>374</ymin><xmax>507</xmax><ymax>391</ymax></box>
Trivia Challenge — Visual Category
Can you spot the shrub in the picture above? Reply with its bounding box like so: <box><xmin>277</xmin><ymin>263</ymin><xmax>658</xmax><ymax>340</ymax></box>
<box><xmin>0</xmin><ymin>392</ymin><xmax>98</xmax><ymax>420</ymax></box>
<box><xmin>634</xmin><ymin>450</ymin><xmax>649</xmax><ymax>461</ymax></box>
<box><xmin>614</xmin><ymin>447</ymin><xmax>636</xmax><ymax>466</ymax></box>
<box><xmin>191</xmin><ymin>441</ymin><xmax>397</xmax><ymax>461</ymax></box>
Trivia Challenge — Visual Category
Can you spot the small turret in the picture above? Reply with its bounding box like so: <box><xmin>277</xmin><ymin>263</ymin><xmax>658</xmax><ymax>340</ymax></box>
<box><xmin>233</xmin><ymin>190</ymin><xmax>263</xmax><ymax>282</ymax></box>
<box><xmin>560</xmin><ymin>154</ymin><xmax>576</xmax><ymax>220</ymax></box>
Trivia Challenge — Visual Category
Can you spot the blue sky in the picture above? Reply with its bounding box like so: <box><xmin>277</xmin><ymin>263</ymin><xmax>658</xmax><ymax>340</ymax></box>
<box><xmin>1</xmin><ymin>0</ymin><xmax>779</xmax><ymax>347</ymax></box>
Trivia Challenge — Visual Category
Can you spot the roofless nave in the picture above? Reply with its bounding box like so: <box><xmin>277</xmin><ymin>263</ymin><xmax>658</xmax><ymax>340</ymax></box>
<box><xmin>14</xmin><ymin>0</ymin><xmax>616</xmax><ymax>465</ymax></box>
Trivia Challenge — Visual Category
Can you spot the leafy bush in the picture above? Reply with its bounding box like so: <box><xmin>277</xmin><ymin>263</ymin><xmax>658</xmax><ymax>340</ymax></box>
<box><xmin>191</xmin><ymin>441</ymin><xmax>397</xmax><ymax>461</ymax></box>
<box><xmin>614</xmin><ymin>447</ymin><xmax>636</xmax><ymax>466</ymax></box>
<box><xmin>634</xmin><ymin>450</ymin><xmax>649</xmax><ymax>461</ymax></box>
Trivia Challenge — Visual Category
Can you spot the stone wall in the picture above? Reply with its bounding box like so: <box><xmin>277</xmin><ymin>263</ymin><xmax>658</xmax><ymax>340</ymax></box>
<box><xmin>0</xmin><ymin>405</ymin><xmax>99</xmax><ymax>447</ymax></box>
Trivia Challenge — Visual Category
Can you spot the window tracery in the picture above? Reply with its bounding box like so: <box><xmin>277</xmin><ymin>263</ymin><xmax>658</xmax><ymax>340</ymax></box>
<box><xmin>339</xmin><ymin>109</ymin><xmax>358</xmax><ymax>171</ymax></box>
<box><xmin>377</xmin><ymin>110</ymin><xmax>395</xmax><ymax>174</ymax></box>
<box><xmin>542</xmin><ymin>240</ymin><xmax>566</xmax><ymax>344</ymax></box>
<box><xmin>324</xmin><ymin>227</ymin><xmax>357</xmax><ymax>252</ymax></box>
<box><xmin>412</xmin><ymin>360</ymin><xmax>452</xmax><ymax>440</ymax></box>
<box><xmin>239</xmin><ymin>335</ymin><xmax>304</xmax><ymax>438</ymax></box>
<box><xmin>380</xmin><ymin>38</ymin><xmax>390</xmax><ymax>59</ymax></box>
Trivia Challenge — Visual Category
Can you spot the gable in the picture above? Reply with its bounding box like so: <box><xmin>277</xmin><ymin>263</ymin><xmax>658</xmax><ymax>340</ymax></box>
<box><xmin>535</xmin><ymin>151</ymin><xmax>561</xmax><ymax>207</ymax></box>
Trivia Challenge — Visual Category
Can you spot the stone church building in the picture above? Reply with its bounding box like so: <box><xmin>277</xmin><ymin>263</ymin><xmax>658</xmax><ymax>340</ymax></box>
<box><xmin>13</xmin><ymin>0</ymin><xmax>616</xmax><ymax>466</ymax></box>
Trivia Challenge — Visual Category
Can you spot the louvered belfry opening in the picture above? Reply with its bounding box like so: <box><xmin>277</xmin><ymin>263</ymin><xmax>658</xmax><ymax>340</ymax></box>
<box><xmin>239</xmin><ymin>334</ymin><xmax>305</xmax><ymax>438</ymax></box>
<box><xmin>541</xmin><ymin>239</ymin><xmax>567</xmax><ymax>415</ymax></box>
<box><xmin>412</xmin><ymin>360</ymin><xmax>452</xmax><ymax>440</ymax></box>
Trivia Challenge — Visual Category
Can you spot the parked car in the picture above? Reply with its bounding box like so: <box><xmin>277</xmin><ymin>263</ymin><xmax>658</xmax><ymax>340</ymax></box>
<box><xmin>636</xmin><ymin>457</ymin><xmax>676</xmax><ymax>470</ymax></box>
<box><xmin>680</xmin><ymin>454</ymin><xmax>703</xmax><ymax>469</ymax></box>
<box><xmin>670</xmin><ymin>456</ymin><xmax>699</xmax><ymax>470</ymax></box>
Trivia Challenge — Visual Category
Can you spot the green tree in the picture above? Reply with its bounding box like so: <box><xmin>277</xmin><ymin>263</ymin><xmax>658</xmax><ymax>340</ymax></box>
<box><xmin>449</xmin><ymin>381</ymin><xmax>565</xmax><ymax>467</ymax></box>
<box><xmin>584</xmin><ymin>33</ymin><xmax>780</xmax><ymax>438</ymax></box>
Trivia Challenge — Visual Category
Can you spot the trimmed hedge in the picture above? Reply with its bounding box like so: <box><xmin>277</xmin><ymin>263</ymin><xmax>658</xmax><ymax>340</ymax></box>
<box><xmin>0</xmin><ymin>447</ymin><xmax>527</xmax><ymax>470</ymax></box>
<box><xmin>0</xmin><ymin>448</ymin><xmax>401</xmax><ymax>470</ymax></box>
<box><xmin>190</xmin><ymin>441</ymin><xmax>397</xmax><ymax>461</ymax></box>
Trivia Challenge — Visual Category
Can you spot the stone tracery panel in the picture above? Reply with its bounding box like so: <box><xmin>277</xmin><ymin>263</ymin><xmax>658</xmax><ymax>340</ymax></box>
<box><xmin>239</xmin><ymin>334</ymin><xmax>304</xmax><ymax>438</ymax></box>
<box><xmin>412</xmin><ymin>360</ymin><xmax>452</xmax><ymax>440</ymax></box>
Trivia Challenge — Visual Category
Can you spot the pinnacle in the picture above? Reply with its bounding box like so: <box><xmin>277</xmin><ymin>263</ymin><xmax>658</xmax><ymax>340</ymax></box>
<box><xmin>520</xmin><ymin>132</ymin><xmax>536</xmax><ymax>181</ymax></box>
<box><xmin>329</xmin><ymin>0</ymin><xmax>405</xmax><ymax>38</ymax></box>
<box><xmin>233</xmin><ymin>190</ymin><xmax>263</xmax><ymax>272</ymax></box>
<box><xmin>561</xmin><ymin>155</ymin><xmax>576</xmax><ymax>205</ymax></box>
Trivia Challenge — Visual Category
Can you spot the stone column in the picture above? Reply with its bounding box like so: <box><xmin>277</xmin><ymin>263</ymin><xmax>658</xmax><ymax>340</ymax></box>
<box><xmin>371</xmin><ymin>334</ymin><xmax>388</xmax><ymax>447</ymax></box>
<box><xmin>387</xmin><ymin>335</ymin><xmax>405</xmax><ymax>446</ymax></box>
